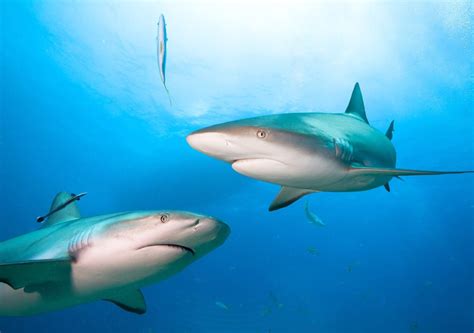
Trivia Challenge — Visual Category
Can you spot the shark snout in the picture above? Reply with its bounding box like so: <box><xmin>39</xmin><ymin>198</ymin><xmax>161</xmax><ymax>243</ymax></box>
<box><xmin>186</xmin><ymin>130</ymin><xmax>233</xmax><ymax>159</ymax></box>
<box><xmin>187</xmin><ymin>216</ymin><xmax>230</xmax><ymax>256</ymax></box>
<box><xmin>197</xmin><ymin>217</ymin><xmax>230</xmax><ymax>241</ymax></box>
<box><xmin>215</xmin><ymin>219</ymin><xmax>231</xmax><ymax>240</ymax></box>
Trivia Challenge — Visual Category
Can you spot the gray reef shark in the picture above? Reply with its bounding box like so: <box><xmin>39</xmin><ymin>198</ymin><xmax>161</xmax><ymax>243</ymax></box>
<box><xmin>187</xmin><ymin>83</ymin><xmax>472</xmax><ymax>211</ymax></box>
<box><xmin>157</xmin><ymin>13</ymin><xmax>171</xmax><ymax>105</ymax></box>
<box><xmin>0</xmin><ymin>192</ymin><xmax>230</xmax><ymax>316</ymax></box>
<box><xmin>304</xmin><ymin>201</ymin><xmax>325</xmax><ymax>227</ymax></box>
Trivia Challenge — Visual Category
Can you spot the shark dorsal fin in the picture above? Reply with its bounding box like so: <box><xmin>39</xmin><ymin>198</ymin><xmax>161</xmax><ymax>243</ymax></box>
<box><xmin>385</xmin><ymin>120</ymin><xmax>395</xmax><ymax>140</ymax></box>
<box><xmin>40</xmin><ymin>192</ymin><xmax>82</xmax><ymax>227</ymax></box>
<box><xmin>345</xmin><ymin>82</ymin><xmax>369</xmax><ymax>124</ymax></box>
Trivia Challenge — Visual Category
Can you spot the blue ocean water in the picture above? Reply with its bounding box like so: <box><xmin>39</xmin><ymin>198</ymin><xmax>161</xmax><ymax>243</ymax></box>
<box><xmin>0</xmin><ymin>1</ymin><xmax>472</xmax><ymax>332</ymax></box>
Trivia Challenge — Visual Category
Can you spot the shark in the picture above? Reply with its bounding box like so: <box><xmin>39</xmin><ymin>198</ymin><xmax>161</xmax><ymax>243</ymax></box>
<box><xmin>186</xmin><ymin>83</ymin><xmax>473</xmax><ymax>211</ymax></box>
<box><xmin>157</xmin><ymin>14</ymin><xmax>171</xmax><ymax>105</ymax></box>
<box><xmin>304</xmin><ymin>201</ymin><xmax>325</xmax><ymax>227</ymax></box>
<box><xmin>0</xmin><ymin>192</ymin><xmax>230</xmax><ymax>316</ymax></box>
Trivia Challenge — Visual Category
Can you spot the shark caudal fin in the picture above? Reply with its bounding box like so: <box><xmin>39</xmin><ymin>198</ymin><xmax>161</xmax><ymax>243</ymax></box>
<box><xmin>350</xmin><ymin>166</ymin><xmax>474</xmax><ymax>177</ymax></box>
<box><xmin>37</xmin><ymin>192</ymin><xmax>84</xmax><ymax>227</ymax></box>
<box><xmin>269</xmin><ymin>187</ymin><xmax>315</xmax><ymax>211</ymax></box>
<box><xmin>345</xmin><ymin>82</ymin><xmax>369</xmax><ymax>124</ymax></box>
<box><xmin>385</xmin><ymin>120</ymin><xmax>395</xmax><ymax>140</ymax></box>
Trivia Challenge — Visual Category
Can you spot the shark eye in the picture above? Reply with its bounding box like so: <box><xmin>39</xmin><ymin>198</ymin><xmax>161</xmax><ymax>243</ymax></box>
<box><xmin>256</xmin><ymin>130</ymin><xmax>267</xmax><ymax>139</ymax></box>
<box><xmin>160</xmin><ymin>214</ymin><xmax>169</xmax><ymax>223</ymax></box>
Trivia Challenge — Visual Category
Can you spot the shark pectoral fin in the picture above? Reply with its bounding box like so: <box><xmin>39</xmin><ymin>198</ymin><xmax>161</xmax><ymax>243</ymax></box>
<box><xmin>269</xmin><ymin>187</ymin><xmax>315</xmax><ymax>212</ymax></box>
<box><xmin>384</xmin><ymin>182</ymin><xmax>390</xmax><ymax>192</ymax></box>
<box><xmin>350</xmin><ymin>166</ymin><xmax>474</xmax><ymax>176</ymax></box>
<box><xmin>0</xmin><ymin>258</ymin><xmax>71</xmax><ymax>290</ymax></box>
<box><xmin>104</xmin><ymin>289</ymin><xmax>147</xmax><ymax>315</ymax></box>
<box><xmin>345</xmin><ymin>82</ymin><xmax>369</xmax><ymax>124</ymax></box>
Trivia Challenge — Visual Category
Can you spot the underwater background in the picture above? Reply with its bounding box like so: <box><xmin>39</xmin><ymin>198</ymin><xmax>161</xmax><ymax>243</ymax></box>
<box><xmin>0</xmin><ymin>0</ymin><xmax>472</xmax><ymax>332</ymax></box>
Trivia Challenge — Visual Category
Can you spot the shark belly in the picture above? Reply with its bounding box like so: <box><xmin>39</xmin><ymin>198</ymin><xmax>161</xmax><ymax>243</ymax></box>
<box><xmin>318</xmin><ymin>173</ymin><xmax>393</xmax><ymax>192</ymax></box>
<box><xmin>319</xmin><ymin>149</ymin><xmax>396</xmax><ymax>192</ymax></box>
<box><xmin>0</xmin><ymin>242</ymin><xmax>194</xmax><ymax>316</ymax></box>
<box><xmin>68</xmin><ymin>237</ymin><xmax>194</xmax><ymax>295</ymax></box>
<box><xmin>230</xmin><ymin>148</ymin><xmax>395</xmax><ymax>192</ymax></box>
<box><xmin>232</xmin><ymin>155</ymin><xmax>347</xmax><ymax>190</ymax></box>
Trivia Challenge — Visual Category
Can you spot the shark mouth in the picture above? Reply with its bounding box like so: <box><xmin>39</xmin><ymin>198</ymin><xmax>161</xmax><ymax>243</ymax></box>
<box><xmin>139</xmin><ymin>244</ymin><xmax>195</xmax><ymax>256</ymax></box>
<box><xmin>231</xmin><ymin>158</ymin><xmax>287</xmax><ymax>167</ymax></box>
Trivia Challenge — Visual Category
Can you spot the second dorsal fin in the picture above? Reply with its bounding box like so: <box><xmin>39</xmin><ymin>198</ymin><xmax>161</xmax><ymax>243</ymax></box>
<box><xmin>345</xmin><ymin>82</ymin><xmax>369</xmax><ymax>124</ymax></box>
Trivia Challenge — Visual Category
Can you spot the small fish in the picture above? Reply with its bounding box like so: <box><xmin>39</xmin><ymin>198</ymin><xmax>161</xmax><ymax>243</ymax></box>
<box><xmin>37</xmin><ymin>192</ymin><xmax>87</xmax><ymax>223</ymax></box>
<box><xmin>304</xmin><ymin>201</ymin><xmax>325</xmax><ymax>226</ymax></box>
<box><xmin>306</xmin><ymin>246</ymin><xmax>319</xmax><ymax>255</ymax></box>
<box><xmin>269</xmin><ymin>292</ymin><xmax>284</xmax><ymax>309</ymax></box>
<box><xmin>296</xmin><ymin>304</ymin><xmax>311</xmax><ymax>316</ymax></box>
<box><xmin>347</xmin><ymin>260</ymin><xmax>360</xmax><ymax>272</ymax></box>
<box><xmin>215</xmin><ymin>301</ymin><xmax>229</xmax><ymax>310</ymax></box>
<box><xmin>261</xmin><ymin>306</ymin><xmax>272</xmax><ymax>317</ymax></box>
<box><xmin>157</xmin><ymin>14</ymin><xmax>171</xmax><ymax>106</ymax></box>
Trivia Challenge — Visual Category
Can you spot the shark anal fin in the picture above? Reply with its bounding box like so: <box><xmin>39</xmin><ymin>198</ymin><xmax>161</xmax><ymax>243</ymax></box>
<box><xmin>350</xmin><ymin>166</ymin><xmax>474</xmax><ymax>176</ymax></box>
<box><xmin>269</xmin><ymin>187</ymin><xmax>315</xmax><ymax>211</ymax></box>
<box><xmin>104</xmin><ymin>289</ymin><xmax>146</xmax><ymax>315</ymax></box>
<box><xmin>384</xmin><ymin>182</ymin><xmax>390</xmax><ymax>192</ymax></box>
<box><xmin>0</xmin><ymin>258</ymin><xmax>71</xmax><ymax>290</ymax></box>
<box><xmin>345</xmin><ymin>82</ymin><xmax>369</xmax><ymax>124</ymax></box>
<box><xmin>385</xmin><ymin>120</ymin><xmax>395</xmax><ymax>140</ymax></box>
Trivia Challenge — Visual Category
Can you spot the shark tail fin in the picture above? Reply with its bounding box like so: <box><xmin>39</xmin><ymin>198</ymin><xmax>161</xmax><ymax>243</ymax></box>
<box><xmin>350</xmin><ymin>166</ymin><xmax>474</xmax><ymax>177</ymax></box>
<box><xmin>269</xmin><ymin>187</ymin><xmax>315</xmax><ymax>211</ymax></box>
<box><xmin>385</xmin><ymin>120</ymin><xmax>394</xmax><ymax>140</ymax></box>
<box><xmin>345</xmin><ymin>82</ymin><xmax>369</xmax><ymax>124</ymax></box>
